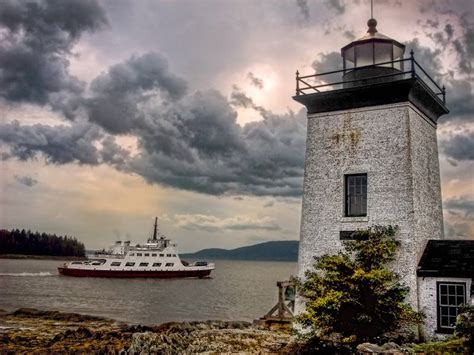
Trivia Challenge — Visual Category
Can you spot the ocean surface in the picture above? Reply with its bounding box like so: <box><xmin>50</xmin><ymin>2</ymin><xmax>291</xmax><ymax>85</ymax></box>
<box><xmin>0</xmin><ymin>259</ymin><xmax>297</xmax><ymax>325</ymax></box>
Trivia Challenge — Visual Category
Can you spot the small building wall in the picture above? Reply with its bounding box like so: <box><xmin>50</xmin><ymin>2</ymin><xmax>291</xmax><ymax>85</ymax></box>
<box><xmin>418</xmin><ymin>277</ymin><xmax>472</xmax><ymax>340</ymax></box>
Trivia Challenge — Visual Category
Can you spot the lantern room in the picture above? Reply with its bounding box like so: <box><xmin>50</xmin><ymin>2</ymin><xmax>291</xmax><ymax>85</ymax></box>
<box><xmin>341</xmin><ymin>18</ymin><xmax>405</xmax><ymax>71</ymax></box>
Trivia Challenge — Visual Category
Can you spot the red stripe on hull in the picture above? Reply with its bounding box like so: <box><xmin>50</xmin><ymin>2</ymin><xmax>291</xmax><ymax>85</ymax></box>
<box><xmin>58</xmin><ymin>268</ymin><xmax>212</xmax><ymax>278</ymax></box>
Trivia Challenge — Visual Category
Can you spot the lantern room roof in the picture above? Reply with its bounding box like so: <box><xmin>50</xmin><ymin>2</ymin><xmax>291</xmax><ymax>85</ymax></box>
<box><xmin>341</xmin><ymin>18</ymin><xmax>405</xmax><ymax>53</ymax></box>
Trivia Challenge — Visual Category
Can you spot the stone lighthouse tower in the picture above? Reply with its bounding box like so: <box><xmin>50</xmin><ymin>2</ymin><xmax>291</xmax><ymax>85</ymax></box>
<box><xmin>294</xmin><ymin>18</ymin><xmax>448</xmax><ymax>310</ymax></box>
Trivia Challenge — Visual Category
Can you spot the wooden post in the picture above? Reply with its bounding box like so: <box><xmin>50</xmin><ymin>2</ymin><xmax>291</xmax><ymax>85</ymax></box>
<box><xmin>261</xmin><ymin>280</ymin><xmax>295</xmax><ymax>322</ymax></box>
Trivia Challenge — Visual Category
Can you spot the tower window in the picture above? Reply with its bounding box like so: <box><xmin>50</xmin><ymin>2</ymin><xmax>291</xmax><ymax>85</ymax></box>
<box><xmin>437</xmin><ymin>282</ymin><xmax>466</xmax><ymax>332</ymax></box>
<box><xmin>345</xmin><ymin>174</ymin><xmax>367</xmax><ymax>217</ymax></box>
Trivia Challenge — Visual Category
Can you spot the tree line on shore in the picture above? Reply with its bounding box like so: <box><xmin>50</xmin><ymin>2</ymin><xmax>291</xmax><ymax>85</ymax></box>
<box><xmin>0</xmin><ymin>229</ymin><xmax>85</xmax><ymax>257</ymax></box>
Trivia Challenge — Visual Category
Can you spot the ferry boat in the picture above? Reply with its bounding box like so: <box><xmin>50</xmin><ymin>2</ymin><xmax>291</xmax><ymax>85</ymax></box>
<box><xmin>58</xmin><ymin>218</ymin><xmax>214</xmax><ymax>278</ymax></box>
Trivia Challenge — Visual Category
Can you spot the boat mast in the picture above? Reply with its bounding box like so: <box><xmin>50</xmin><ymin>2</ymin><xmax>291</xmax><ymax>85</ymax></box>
<box><xmin>153</xmin><ymin>217</ymin><xmax>158</xmax><ymax>241</ymax></box>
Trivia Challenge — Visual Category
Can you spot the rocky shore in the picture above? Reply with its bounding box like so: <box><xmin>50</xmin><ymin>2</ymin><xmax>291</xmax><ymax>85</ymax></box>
<box><xmin>0</xmin><ymin>308</ymin><xmax>292</xmax><ymax>354</ymax></box>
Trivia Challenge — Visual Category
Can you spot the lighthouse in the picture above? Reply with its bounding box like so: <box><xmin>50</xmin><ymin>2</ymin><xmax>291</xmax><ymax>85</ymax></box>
<box><xmin>294</xmin><ymin>17</ymin><xmax>449</xmax><ymax>311</ymax></box>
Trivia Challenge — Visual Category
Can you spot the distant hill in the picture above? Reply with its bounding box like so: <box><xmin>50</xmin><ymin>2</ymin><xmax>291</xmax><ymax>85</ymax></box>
<box><xmin>181</xmin><ymin>240</ymin><xmax>299</xmax><ymax>262</ymax></box>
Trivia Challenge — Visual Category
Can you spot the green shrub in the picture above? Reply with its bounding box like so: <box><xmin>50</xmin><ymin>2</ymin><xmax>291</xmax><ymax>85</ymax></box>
<box><xmin>296</xmin><ymin>225</ymin><xmax>423</xmax><ymax>348</ymax></box>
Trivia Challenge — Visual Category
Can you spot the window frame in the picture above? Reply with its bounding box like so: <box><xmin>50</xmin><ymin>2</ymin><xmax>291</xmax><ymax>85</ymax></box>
<box><xmin>436</xmin><ymin>281</ymin><xmax>466</xmax><ymax>333</ymax></box>
<box><xmin>344</xmin><ymin>173</ymin><xmax>368</xmax><ymax>217</ymax></box>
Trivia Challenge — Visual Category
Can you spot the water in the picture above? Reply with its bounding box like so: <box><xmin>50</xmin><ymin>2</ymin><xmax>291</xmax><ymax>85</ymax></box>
<box><xmin>0</xmin><ymin>259</ymin><xmax>297</xmax><ymax>325</ymax></box>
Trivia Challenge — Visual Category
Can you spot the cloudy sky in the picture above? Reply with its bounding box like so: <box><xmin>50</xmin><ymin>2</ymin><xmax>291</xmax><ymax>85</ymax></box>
<box><xmin>0</xmin><ymin>0</ymin><xmax>472</xmax><ymax>251</ymax></box>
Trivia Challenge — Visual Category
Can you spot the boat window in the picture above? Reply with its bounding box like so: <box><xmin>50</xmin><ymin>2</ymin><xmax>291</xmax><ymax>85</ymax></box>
<box><xmin>172</xmin><ymin>254</ymin><xmax>176</xmax><ymax>257</ymax></box>
<box><xmin>129</xmin><ymin>253</ymin><xmax>134</xmax><ymax>256</ymax></box>
<box><xmin>139</xmin><ymin>262</ymin><xmax>149</xmax><ymax>267</ymax></box>
<box><xmin>71</xmin><ymin>261</ymin><xmax>83</xmax><ymax>264</ymax></box>
<box><xmin>166</xmin><ymin>254</ymin><xmax>172</xmax><ymax>257</ymax></box>
<box><xmin>159</xmin><ymin>254</ymin><xmax>164</xmax><ymax>257</ymax></box>
<box><xmin>137</xmin><ymin>253</ymin><xmax>142</xmax><ymax>256</ymax></box>
<box><xmin>145</xmin><ymin>253</ymin><xmax>149</xmax><ymax>256</ymax></box>
<box><xmin>152</xmin><ymin>253</ymin><xmax>157</xmax><ymax>257</ymax></box>
<box><xmin>165</xmin><ymin>263</ymin><xmax>174</xmax><ymax>267</ymax></box>
<box><xmin>125</xmin><ymin>262</ymin><xmax>135</xmax><ymax>267</ymax></box>
<box><xmin>111</xmin><ymin>262</ymin><xmax>121</xmax><ymax>266</ymax></box>
<box><xmin>153</xmin><ymin>263</ymin><xmax>162</xmax><ymax>267</ymax></box>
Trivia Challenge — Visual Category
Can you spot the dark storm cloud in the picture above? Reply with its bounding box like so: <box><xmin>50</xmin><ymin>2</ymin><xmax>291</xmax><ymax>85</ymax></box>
<box><xmin>441</xmin><ymin>131</ymin><xmax>474</xmax><ymax>162</ymax></box>
<box><xmin>312</xmin><ymin>51</ymin><xmax>342</xmax><ymax>73</ymax></box>
<box><xmin>420</xmin><ymin>13</ymin><xmax>474</xmax><ymax>74</ymax></box>
<box><xmin>444</xmin><ymin>196</ymin><xmax>474</xmax><ymax>218</ymax></box>
<box><xmin>445</xmin><ymin>221</ymin><xmax>472</xmax><ymax>239</ymax></box>
<box><xmin>127</xmin><ymin>88</ymin><xmax>307</xmax><ymax>197</ymax></box>
<box><xmin>311</xmin><ymin>51</ymin><xmax>343</xmax><ymax>85</ymax></box>
<box><xmin>100</xmin><ymin>136</ymin><xmax>130</xmax><ymax>166</ymax></box>
<box><xmin>14</xmin><ymin>175</ymin><xmax>38</xmax><ymax>187</ymax></box>
<box><xmin>296</xmin><ymin>0</ymin><xmax>310</xmax><ymax>21</ymax></box>
<box><xmin>325</xmin><ymin>0</ymin><xmax>346</xmax><ymax>15</ymax></box>
<box><xmin>444</xmin><ymin>23</ymin><xmax>454</xmax><ymax>40</ymax></box>
<box><xmin>0</xmin><ymin>120</ymin><xmax>102</xmax><ymax>165</ymax></box>
<box><xmin>247</xmin><ymin>72</ymin><xmax>264</xmax><ymax>89</ymax></box>
<box><xmin>0</xmin><ymin>0</ymin><xmax>107</xmax><ymax>114</ymax></box>
<box><xmin>387</xmin><ymin>37</ymin><xmax>474</xmax><ymax>125</ymax></box>
<box><xmin>230</xmin><ymin>85</ymin><xmax>257</xmax><ymax>109</ymax></box>
<box><xmin>343</xmin><ymin>30</ymin><xmax>356</xmax><ymax>41</ymax></box>
<box><xmin>87</xmin><ymin>52</ymin><xmax>188</xmax><ymax>134</ymax></box>
<box><xmin>452</xmin><ymin>17</ymin><xmax>474</xmax><ymax>75</ymax></box>
<box><xmin>0</xmin><ymin>40</ymin><xmax>307</xmax><ymax>197</ymax></box>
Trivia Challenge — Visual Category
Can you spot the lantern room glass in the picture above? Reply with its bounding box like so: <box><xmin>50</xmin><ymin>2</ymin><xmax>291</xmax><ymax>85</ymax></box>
<box><xmin>343</xmin><ymin>41</ymin><xmax>405</xmax><ymax>71</ymax></box>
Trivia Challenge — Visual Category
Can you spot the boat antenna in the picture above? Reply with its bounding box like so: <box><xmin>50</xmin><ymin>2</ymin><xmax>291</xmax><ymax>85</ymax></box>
<box><xmin>153</xmin><ymin>217</ymin><xmax>158</xmax><ymax>241</ymax></box>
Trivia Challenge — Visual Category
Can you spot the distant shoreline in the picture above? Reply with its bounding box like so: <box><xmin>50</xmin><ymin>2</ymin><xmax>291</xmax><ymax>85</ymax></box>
<box><xmin>0</xmin><ymin>254</ymin><xmax>86</xmax><ymax>261</ymax></box>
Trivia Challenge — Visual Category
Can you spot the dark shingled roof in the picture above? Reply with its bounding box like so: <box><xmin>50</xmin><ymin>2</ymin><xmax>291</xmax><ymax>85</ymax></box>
<box><xmin>417</xmin><ymin>240</ymin><xmax>474</xmax><ymax>278</ymax></box>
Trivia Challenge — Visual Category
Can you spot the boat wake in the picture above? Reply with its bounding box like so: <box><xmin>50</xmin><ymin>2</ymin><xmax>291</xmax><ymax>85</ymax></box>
<box><xmin>0</xmin><ymin>272</ymin><xmax>53</xmax><ymax>277</ymax></box>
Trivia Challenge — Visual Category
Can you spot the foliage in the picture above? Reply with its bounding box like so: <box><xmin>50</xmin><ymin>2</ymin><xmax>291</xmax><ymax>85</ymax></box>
<box><xmin>455</xmin><ymin>304</ymin><xmax>474</xmax><ymax>351</ymax></box>
<box><xmin>296</xmin><ymin>225</ymin><xmax>423</xmax><ymax>346</ymax></box>
<box><xmin>0</xmin><ymin>229</ymin><xmax>85</xmax><ymax>257</ymax></box>
<box><xmin>410</xmin><ymin>337</ymin><xmax>470</xmax><ymax>354</ymax></box>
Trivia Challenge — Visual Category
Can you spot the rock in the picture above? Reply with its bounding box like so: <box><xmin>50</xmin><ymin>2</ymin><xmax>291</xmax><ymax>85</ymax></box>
<box><xmin>12</xmin><ymin>308</ymin><xmax>112</xmax><ymax>323</ymax></box>
<box><xmin>357</xmin><ymin>342</ymin><xmax>385</xmax><ymax>353</ymax></box>
<box><xmin>381</xmin><ymin>341</ymin><xmax>401</xmax><ymax>350</ymax></box>
<box><xmin>1</xmin><ymin>309</ymin><xmax>291</xmax><ymax>354</ymax></box>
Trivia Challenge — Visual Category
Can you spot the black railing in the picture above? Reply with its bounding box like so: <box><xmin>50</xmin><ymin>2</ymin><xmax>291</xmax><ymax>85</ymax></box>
<box><xmin>295</xmin><ymin>50</ymin><xmax>446</xmax><ymax>105</ymax></box>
